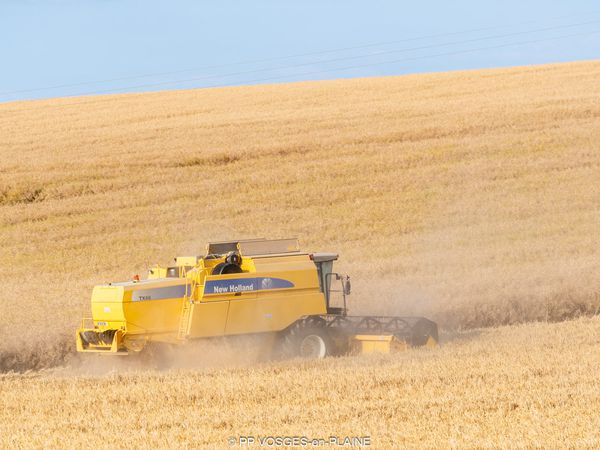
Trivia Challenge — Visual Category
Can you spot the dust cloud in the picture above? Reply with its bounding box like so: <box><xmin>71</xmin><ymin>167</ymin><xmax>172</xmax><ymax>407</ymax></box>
<box><xmin>48</xmin><ymin>334</ymin><xmax>278</xmax><ymax>378</ymax></box>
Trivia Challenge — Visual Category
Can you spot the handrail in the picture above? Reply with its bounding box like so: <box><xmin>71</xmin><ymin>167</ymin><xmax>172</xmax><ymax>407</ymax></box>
<box><xmin>178</xmin><ymin>274</ymin><xmax>199</xmax><ymax>340</ymax></box>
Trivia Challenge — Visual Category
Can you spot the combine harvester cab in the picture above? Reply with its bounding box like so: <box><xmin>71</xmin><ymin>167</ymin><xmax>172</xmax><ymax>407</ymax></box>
<box><xmin>76</xmin><ymin>238</ymin><xmax>438</xmax><ymax>358</ymax></box>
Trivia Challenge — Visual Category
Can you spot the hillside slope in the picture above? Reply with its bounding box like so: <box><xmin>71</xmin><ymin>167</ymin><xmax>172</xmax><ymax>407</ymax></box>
<box><xmin>0</xmin><ymin>60</ymin><xmax>599</xmax><ymax>370</ymax></box>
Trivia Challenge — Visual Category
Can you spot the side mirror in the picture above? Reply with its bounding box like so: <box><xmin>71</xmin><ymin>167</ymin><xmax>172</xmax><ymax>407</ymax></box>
<box><xmin>344</xmin><ymin>277</ymin><xmax>351</xmax><ymax>295</ymax></box>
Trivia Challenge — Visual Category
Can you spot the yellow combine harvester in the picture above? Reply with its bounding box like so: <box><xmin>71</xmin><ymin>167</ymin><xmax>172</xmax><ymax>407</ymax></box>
<box><xmin>76</xmin><ymin>238</ymin><xmax>438</xmax><ymax>358</ymax></box>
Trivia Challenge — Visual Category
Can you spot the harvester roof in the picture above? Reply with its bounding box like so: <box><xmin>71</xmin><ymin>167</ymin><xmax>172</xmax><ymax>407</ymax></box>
<box><xmin>206</xmin><ymin>238</ymin><xmax>301</xmax><ymax>257</ymax></box>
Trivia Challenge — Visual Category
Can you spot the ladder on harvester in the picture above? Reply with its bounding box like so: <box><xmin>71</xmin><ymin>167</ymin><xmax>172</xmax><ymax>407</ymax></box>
<box><xmin>177</xmin><ymin>271</ymin><xmax>197</xmax><ymax>341</ymax></box>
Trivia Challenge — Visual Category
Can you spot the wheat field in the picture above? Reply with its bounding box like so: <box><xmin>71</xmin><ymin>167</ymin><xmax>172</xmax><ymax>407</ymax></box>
<box><xmin>0</xmin><ymin>60</ymin><xmax>599</xmax><ymax>447</ymax></box>
<box><xmin>1</xmin><ymin>318</ymin><xmax>599</xmax><ymax>448</ymax></box>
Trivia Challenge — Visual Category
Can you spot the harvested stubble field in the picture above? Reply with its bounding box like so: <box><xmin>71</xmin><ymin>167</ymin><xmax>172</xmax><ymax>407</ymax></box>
<box><xmin>0</xmin><ymin>60</ymin><xmax>599</xmax><ymax>448</ymax></box>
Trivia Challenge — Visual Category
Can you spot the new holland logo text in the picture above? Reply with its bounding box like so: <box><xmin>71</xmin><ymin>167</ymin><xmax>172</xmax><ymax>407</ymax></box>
<box><xmin>213</xmin><ymin>283</ymin><xmax>254</xmax><ymax>294</ymax></box>
<box><xmin>204</xmin><ymin>277</ymin><xmax>294</xmax><ymax>295</ymax></box>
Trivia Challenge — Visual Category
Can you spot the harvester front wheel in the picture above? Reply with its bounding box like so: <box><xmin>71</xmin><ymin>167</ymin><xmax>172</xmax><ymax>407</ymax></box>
<box><xmin>299</xmin><ymin>332</ymin><xmax>329</xmax><ymax>358</ymax></box>
<box><xmin>279</xmin><ymin>322</ymin><xmax>334</xmax><ymax>359</ymax></box>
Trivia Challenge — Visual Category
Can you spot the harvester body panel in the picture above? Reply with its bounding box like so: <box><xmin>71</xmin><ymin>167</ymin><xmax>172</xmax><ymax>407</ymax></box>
<box><xmin>197</xmin><ymin>254</ymin><xmax>326</xmax><ymax>336</ymax></box>
<box><xmin>94</xmin><ymin>279</ymin><xmax>186</xmax><ymax>334</ymax></box>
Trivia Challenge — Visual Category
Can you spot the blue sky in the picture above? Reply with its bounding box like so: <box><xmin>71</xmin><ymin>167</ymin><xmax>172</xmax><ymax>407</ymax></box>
<box><xmin>1</xmin><ymin>0</ymin><xmax>599</xmax><ymax>102</ymax></box>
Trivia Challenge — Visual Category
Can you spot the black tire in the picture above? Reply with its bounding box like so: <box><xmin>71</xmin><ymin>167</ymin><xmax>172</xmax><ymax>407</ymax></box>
<box><xmin>277</xmin><ymin>319</ymin><xmax>334</xmax><ymax>359</ymax></box>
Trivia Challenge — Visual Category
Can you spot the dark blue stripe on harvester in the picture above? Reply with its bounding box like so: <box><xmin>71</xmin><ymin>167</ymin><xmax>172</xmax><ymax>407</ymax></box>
<box><xmin>204</xmin><ymin>277</ymin><xmax>294</xmax><ymax>295</ymax></box>
<box><xmin>132</xmin><ymin>284</ymin><xmax>188</xmax><ymax>302</ymax></box>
